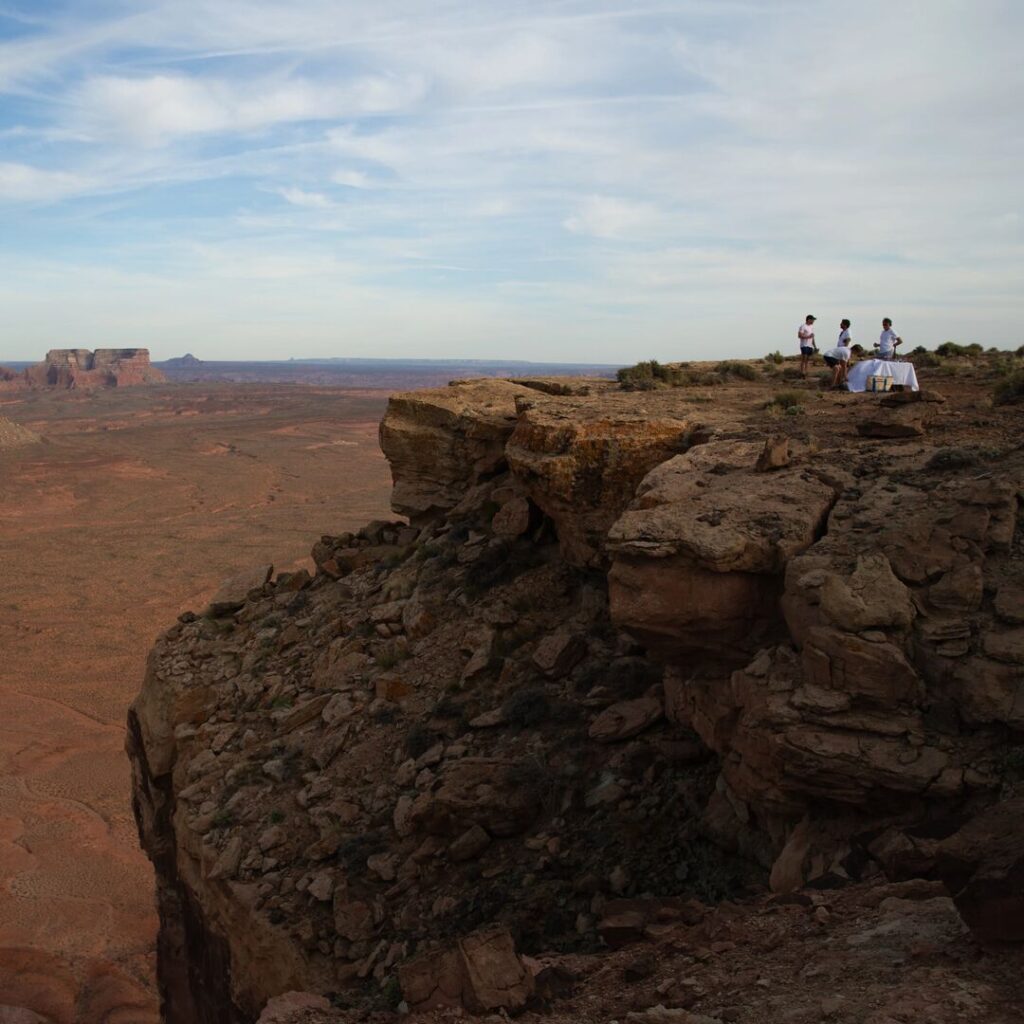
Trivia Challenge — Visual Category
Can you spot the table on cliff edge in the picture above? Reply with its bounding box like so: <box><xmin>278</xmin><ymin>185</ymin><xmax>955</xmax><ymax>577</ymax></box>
<box><xmin>847</xmin><ymin>359</ymin><xmax>920</xmax><ymax>393</ymax></box>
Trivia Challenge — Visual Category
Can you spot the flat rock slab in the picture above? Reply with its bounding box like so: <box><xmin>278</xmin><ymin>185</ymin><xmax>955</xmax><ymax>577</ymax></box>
<box><xmin>207</xmin><ymin>564</ymin><xmax>273</xmax><ymax>615</ymax></box>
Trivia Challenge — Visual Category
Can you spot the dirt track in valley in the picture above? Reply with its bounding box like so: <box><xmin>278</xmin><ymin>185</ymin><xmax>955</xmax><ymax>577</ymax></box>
<box><xmin>0</xmin><ymin>383</ymin><xmax>393</xmax><ymax>1021</ymax></box>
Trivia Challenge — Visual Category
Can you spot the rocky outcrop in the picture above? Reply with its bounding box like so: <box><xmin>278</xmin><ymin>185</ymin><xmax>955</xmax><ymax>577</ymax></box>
<box><xmin>379</xmin><ymin>380</ymin><xmax>534</xmax><ymax>524</ymax></box>
<box><xmin>607</xmin><ymin>440</ymin><xmax>841</xmax><ymax>659</ymax></box>
<box><xmin>505</xmin><ymin>392</ymin><xmax>700</xmax><ymax>567</ymax></box>
<box><xmin>128</xmin><ymin>376</ymin><xmax>1024</xmax><ymax>1022</ymax></box>
<box><xmin>660</xmin><ymin>445</ymin><xmax>1024</xmax><ymax>889</ymax></box>
<box><xmin>19</xmin><ymin>348</ymin><xmax>165</xmax><ymax>389</ymax></box>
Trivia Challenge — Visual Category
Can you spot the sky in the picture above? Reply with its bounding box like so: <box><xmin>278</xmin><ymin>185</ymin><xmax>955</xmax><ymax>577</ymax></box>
<box><xmin>0</xmin><ymin>0</ymin><xmax>1021</xmax><ymax>363</ymax></box>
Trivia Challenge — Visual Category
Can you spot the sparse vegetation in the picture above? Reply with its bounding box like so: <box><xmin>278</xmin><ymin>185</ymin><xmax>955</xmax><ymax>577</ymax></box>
<box><xmin>764</xmin><ymin>390</ymin><xmax>806</xmax><ymax>412</ymax></box>
<box><xmin>375</xmin><ymin>640</ymin><xmax>411</xmax><ymax>670</ymax></box>
<box><xmin>616</xmin><ymin>359</ymin><xmax>687</xmax><ymax>390</ymax></box>
<box><xmin>936</xmin><ymin>341</ymin><xmax>984</xmax><ymax>358</ymax></box>
<box><xmin>501</xmin><ymin>686</ymin><xmax>551</xmax><ymax>729</ymax></box>
<box><xmin>993</xmin><ymin>370</ymin><xmax>1024</xmax><ymax>405</ymax></box>
<box><xmin>404</xmin><ymin>723</ymin><xmax>437</xmax><ymax>758</ymax></box>
<box><xmin>924</xmin><ymin>449</ymin><xmax>978</xmax><ymax>472</ymax></box>
<box><xmin>716</xmin><ymin>360</ymin><xmax>759</xmax><ymax>380</ymax></box>
<box><xmin>764</xmin><ymin>350</ymin><xmax>784</xmax><ymax>365</ymax></box>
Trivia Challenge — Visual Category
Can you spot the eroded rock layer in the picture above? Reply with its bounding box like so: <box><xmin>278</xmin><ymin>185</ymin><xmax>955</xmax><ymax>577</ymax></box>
<box><xmin>5</xmin><ymin>348</ymin><xmax>166</xmax><ymax>389</ymax></box>
<box><xmin>128</xmin><ymin>377</ymin><xmax>1024</xmax><ymax>1022</ymax></box>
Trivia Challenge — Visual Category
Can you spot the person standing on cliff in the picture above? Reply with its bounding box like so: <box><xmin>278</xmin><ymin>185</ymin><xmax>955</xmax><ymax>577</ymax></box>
<box><xmin>876</xmin><ymin>318</ymin><xmax>902</xmax><ymax>360</ymax></box>
<box><xmin>798</xmin><ymin>315</ymin><xmax>817</xmax><ymax>377</ymax></box>
<box><xmin>822</xmin><ymin>319</ymin><xmax>854</xmax><ymax>388</ymax></box>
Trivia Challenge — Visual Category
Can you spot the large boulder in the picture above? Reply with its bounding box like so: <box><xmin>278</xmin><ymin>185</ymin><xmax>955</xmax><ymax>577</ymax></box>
<box><xmin>608</xmin><ymin>441</ymin><xmax>840</xmax><ymax>658</ymax></box>
<box><xmin>505</xmin><ymin>392</ymin><xmax>697</xmax><ymax>567</ymax></box>
<box><xmin>379</xmin><ymin>381</ymin><xmax>534</xmax><ymax>523</ymax></box>
<box><xmin>398</xmin><ymin>926</ymin><xmax>533</xmax><ymax>1013</ymax></box>
<box><xmin>934</xmin><ymin>798</ymin><xmax>1024</xmax><ymax>942</ymax></box>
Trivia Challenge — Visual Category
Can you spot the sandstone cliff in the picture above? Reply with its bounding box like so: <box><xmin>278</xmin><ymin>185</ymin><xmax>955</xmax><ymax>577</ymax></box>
<box><xmin>13</xmin><ymin>348</ymin><xmax>165</xmax><ymax>388</ymax></box>
<box><xmin>128</xmin><ymin>374</ymin><xmax>1024</xmax><ymax>1022</ymax></box>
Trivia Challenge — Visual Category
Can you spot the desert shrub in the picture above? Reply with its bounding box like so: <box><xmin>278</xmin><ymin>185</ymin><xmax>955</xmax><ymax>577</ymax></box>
<box><xmin>781</xmin><ymin>366</ymin><xmax>803</xmax><ymax>380</ymax></box>
<box><xmin>936</xmin><ymin>341</ymin><xmax>984</xmax><ymax>358</ymax></box>
<box><xmin>912</xmin><ymin>351</ymin><xmax>942</xmax><ymax>368</ymax></box>
<box><xmin>506</xmin><ymin>755</ymin><xmax>560</xmax><ymax>812</ymax></box>
<box><xmin>998</xmin><ymin>745</ymin><xmax>1024</xmax><ymax>779</ymax></box>
<box><xmin>924</xmin><ymin>449</ymin><xmax>978</xmax><ymax>472</ymax></box>
<box><xmin>1018</xmin><ymin>344</ymin><xmax>1024</xmax><ymax>357</ymax></box>
<box><xmin>764</xmin><ymin>350</ymin><xmax>784</xmax><ymax>365</ymax></box>
<box><xmin>617</xmin><ymin>360</ymin><xmax>686</xmax><ymax>390</ymax></box>
<box><xmin>375</xmin><ymin>640</ymin><xmax>410</xmax><ymax>670</ymax></box>
<box><xmin>911</xmin><ymin>345</ymin><xmax>929</xmax><ymax>355</ymax></box>
<box><xmin>765</xmin><ymin>390</ymin><xmax>805</xmax><ymax>411</ymax></box>
<box><xmin>683</xmin><ymin>371</ymin><xmax>724</xmax><ymax>386</ymax></box>
<box><xmin>716</xmin><ymin>360</ymin><xmax>759</xmax><ymax>380</ymax></box>
<box><xmin>432</xmin><ymin>694</ymin><xmax>466</xmax><ymax>721</ymax></box>
<box><xmin>212</xmin><ymin>809</ymin><xmax>234</xmax><ymax>829</ymax></box>
<box><xmin>338</xmin><ymin>831</ymin><xmax>387</xmax><ymax>870</ymax></box>
<box><xmin>501</xmin><ymin>686</ymin><xmax>550</xmax><ymax>729</ymax></box>
<box><xmin>404</xmin><ymin>723</ymin><xmax>437</xmax><ymax>758</ymax></box>
<box><xmin>993</xmin><ymin>370</ymin><xmax>1024</xmax><ymax>405</ymax></box>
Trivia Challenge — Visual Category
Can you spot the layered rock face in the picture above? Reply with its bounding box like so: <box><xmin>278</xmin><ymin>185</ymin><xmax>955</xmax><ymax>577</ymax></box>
<box><xmin>18</xmin><ymin>348</ymin><xmax>165</xmax><ymax>388</ymax></box>
<box><xmin>128</xmin><ymin>378</ymin><xmax>1024</xmax><ymax>1022</ymax></box>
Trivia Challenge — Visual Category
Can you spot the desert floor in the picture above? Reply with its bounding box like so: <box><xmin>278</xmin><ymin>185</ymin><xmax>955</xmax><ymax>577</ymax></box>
<box><xmin>0</xmin><ymin>383</ymin><xmax>393</xmax><ymax>1022</ymax></box>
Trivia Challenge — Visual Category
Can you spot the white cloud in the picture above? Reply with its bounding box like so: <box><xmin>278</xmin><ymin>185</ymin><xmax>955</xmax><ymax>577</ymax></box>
<box><xmin>332</xmin><ymin>170</ymin><xmax>375</xmax><ymax>189</ymax></box>
<box><xmin>0</xmin><ymin>162</ymin><xmax>89</xmax><ymax>201</ymax></box>
<box><xmin>564</xmin><ymin>195</ymin><xmax>664</xmax><ymax>240</ymax></box>
<box><xmin>70</xmin><ymin>71</ymin><xmax>426</xmax><ymax>146</ymax></box>
<box><xmin>278</xmin><ymin>186</ymin><xmax>334</xmax><ymax>209</ymax></box>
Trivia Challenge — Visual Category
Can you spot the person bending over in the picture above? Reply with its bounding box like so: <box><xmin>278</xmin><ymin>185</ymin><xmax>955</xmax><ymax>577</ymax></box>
<box><xmin>876</xmin><ymin>318</ymin><xmax>902</xmax><ymax>360</ymax></box>
<box><xmin>823</xmin><ymin>318</ymin><xmax>854</xmax><ymax>388</ymax></box>
<box><xmin>798</xmin><ymin>314</ymin><xmax>817</xmax><ymax>377</ymax></box>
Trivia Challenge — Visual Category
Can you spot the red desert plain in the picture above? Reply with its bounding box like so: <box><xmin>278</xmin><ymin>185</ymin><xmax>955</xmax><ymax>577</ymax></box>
<box><xmin>0</xmin><ymin>382</ymin><xmax>394</xmax><ymax>1021</ymax></box>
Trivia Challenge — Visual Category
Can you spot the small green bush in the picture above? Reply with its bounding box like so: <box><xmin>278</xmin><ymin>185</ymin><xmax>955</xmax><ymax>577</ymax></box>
<box><xmin>936</xmin><ymin>341</ymin><xmax>984</xmax><ymax>358</ymax></box>
<box><xmin>501</xmin><ymin>686</ymin><xmax>550</xmax><ymax>729</ymax></box>
<box><xmin>765</xmin><ymin>390</ymin><xmax>806</xmax><ymax>411</ymax></box>
<box><xmin>993</xmin><ymin>370</ymin><xmax>1024</xmax><ymax>405</ymax></box>
<box><xmin>764</xmin><ymin>350</ymin><xmax>784</xmax><ymax>365</ymax></box>
<box><xmin>913</xmin><ymin>351</ymin><xmax>942</xmax><ymax>368</ymax></box>
<box><xmin>404</xmin><ymin>723</ymin><xmax>437</xmax><ymax>758</ymax></box>
<box><xmin>616</xmin><ymin>359</ymin><xmax>687</xmax><ymax>390</ymax></box>
<box><xmin>716</xmin><ymin>360</ymin><xmax>759</xmax><ymax>380</ymax></box>
<box><xmin>911</xmin><ymin>345</ymin><xmax>930</xmax><ymax>355</ymax></box>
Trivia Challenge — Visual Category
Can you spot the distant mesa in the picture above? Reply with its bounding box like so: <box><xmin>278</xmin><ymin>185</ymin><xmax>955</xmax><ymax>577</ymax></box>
<box><xmin>162</xmin><ymin>353</ymin><xmax>204</xmax><ymax>367</ymax></box>
<box><xmin>0</xmin><ymin>348</ymin><xmax>165</xmax><ymax>390</ymax></box>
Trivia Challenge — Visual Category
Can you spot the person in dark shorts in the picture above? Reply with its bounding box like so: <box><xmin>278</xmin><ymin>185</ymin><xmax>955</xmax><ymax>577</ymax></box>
<box><xmin>822</xmin><ymin>319</ymin><xmax>854</xmax><ymax>388</ymax></box>
<box><xmin>798</xmin><ymin>314</ymin><xmax>817</xmax><ymax>377</ymax></box>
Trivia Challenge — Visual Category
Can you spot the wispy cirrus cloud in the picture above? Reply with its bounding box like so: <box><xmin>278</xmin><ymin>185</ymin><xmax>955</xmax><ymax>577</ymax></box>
<box><xmin>0</xmin><ymin>0</ymin><xmax>1021</xmax><ymax>361</ymax></box>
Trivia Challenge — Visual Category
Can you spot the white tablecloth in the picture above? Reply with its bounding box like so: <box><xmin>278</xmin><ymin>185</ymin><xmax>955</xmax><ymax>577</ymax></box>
<box><xmin>846</xmin><ymin>359</ymin><xmax>920</xmax><ymax>393</ymax></box>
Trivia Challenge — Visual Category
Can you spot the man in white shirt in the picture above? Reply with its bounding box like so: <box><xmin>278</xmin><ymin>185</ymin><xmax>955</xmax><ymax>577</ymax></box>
<box><xmin>823</xmin><ymin>318</ymin><xmax>854</xmax><ymax>387</ymax></box>
<box><xmin>876</xmin><ymin>318</ymin><xmax>902</xmax><ymax>359</ymax></box>
<box><xmin>798</xmin><ymin>315</ymin><xmax>817</xmax><ymax>377</ymax></box>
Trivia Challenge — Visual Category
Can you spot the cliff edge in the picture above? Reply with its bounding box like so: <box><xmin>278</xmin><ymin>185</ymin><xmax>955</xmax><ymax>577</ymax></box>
<box><xmin>128</xmin><ymin>371</ymin><xmax>1024</xmax><ymax>1023</ymax></box>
